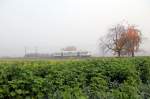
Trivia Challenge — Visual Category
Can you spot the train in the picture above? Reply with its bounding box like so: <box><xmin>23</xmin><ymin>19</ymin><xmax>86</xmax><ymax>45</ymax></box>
<box><xmin>24</xmin><ymin>51</ymin><xmax>91</xmax><ymax>58</ymax></box>
<box><xmin>51</xmin><ymin>51</ymin><xmax>91</xmax><ymax>58</ymax></box>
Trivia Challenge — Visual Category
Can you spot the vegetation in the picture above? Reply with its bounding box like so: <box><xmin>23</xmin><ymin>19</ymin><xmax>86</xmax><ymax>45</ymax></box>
<box><xmin>0</xmin><ymin>57</ymin><xmax>150</xmax><ymax>99</ymax></box>
<box><xmin>100</xmin><ymin>23</ymin><xmax>142</xmax><ymax>57</ymax></box>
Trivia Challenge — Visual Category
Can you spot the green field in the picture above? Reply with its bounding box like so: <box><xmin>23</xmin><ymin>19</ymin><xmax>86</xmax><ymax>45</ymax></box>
<box><xmin>0</xmin><ymin>57</ymin><xmax>150</xmax><ymax>99</ymax></box>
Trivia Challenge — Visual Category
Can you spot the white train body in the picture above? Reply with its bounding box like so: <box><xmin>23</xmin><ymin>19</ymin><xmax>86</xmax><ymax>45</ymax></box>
<box><xmin>52</xmin><ymin>51</ymin><xmax>91</xmax><ymax>57</ymax></box>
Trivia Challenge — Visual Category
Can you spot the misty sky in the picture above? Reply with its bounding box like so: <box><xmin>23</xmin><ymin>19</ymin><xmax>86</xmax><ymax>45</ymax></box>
<box><xmin>0</xmin><ymin>0</ymin><xmax>150</xmax><ymax>56</ymax></box>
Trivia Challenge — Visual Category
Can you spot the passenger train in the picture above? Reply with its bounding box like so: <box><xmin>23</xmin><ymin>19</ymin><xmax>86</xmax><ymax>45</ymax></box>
<box><xmin>51</xmin><ymin>51</ymin><xmax>91</xmax><ymax>57</ymax></box>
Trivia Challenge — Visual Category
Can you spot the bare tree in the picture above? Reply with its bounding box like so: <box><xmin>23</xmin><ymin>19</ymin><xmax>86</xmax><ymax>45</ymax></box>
<box><xmin>99</xmin><ymin>37</ymin><xmax>107</xmax><ymax>56</ymax></box>
<box><xmin>99</xmin><ymin>24</ymin><xmax>126</xmax><ymax>57</ymax></box>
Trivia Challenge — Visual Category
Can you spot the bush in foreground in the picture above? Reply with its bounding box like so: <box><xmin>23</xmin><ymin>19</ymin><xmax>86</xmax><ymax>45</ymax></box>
<box><xmin>0</xmin><ymin>57</ymin><xmax>150</xmax><ymax>99</ymax></box>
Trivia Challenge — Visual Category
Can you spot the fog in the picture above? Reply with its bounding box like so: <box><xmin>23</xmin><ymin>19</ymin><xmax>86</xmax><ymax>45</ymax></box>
<box><xmin>0</xmin><ymin>0</ymin><xmax>150</xmax><ymax>57</ymax></box>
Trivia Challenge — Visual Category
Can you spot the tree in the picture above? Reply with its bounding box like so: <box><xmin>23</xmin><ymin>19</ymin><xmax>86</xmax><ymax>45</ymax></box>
<box><xmin>123</xmin><ymin>25</ymin><xmax>142</xmax><ymax>57</ymax></box>
<box><xmin>100</xmin><ymin>24</ymin><xmax>126</xmax><ymax>57</ymax></box>
<box><xmin>99</xmin><ymin>37</ymin><xmax>107</xmax><ymax>56</ymax></box>
<box><xmin>62</xmin><ymin>46</ymin><xmax>77</xmax><ymax>51</ymax></box>
<box><xmin>99</xmin><ymin>23</ymin><xmax>142</xmax><ymax>57</ymax></box>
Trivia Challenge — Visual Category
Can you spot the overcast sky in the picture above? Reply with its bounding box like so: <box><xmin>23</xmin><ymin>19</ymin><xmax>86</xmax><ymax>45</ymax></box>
<box><xmin>0</xmin><ymin>0</ymin><xmax>150</xmax><ymax>57</ymax></box>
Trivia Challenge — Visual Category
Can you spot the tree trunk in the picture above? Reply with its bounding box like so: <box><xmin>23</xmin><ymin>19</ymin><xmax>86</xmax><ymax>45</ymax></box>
<box><xmin>131</xmin><ymin>51</ymin><xmax>134</xmax><ymax>57</ymax></box>
<box><xmin>118</xmin><ymin>51</ymin><xmax>121</xmax><ymax>57</ymax></box>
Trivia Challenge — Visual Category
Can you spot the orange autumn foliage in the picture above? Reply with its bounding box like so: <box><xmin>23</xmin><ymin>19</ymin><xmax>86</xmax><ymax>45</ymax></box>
<box><xmin>120</xmin><ymin>26</ymin><xmax>141</xmax><ymax>56</ymax></box>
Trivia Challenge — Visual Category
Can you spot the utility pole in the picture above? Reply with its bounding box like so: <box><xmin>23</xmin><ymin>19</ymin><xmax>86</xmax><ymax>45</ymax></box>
<box><xmin>24</xmin><ymin>47</ymin><xmax>27</xmax><ymax>57</ymax></box>
<box><xmin>35</xmin><ymin>46</ymin><xmax>38</xmax><ymax>57</ymax></box>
